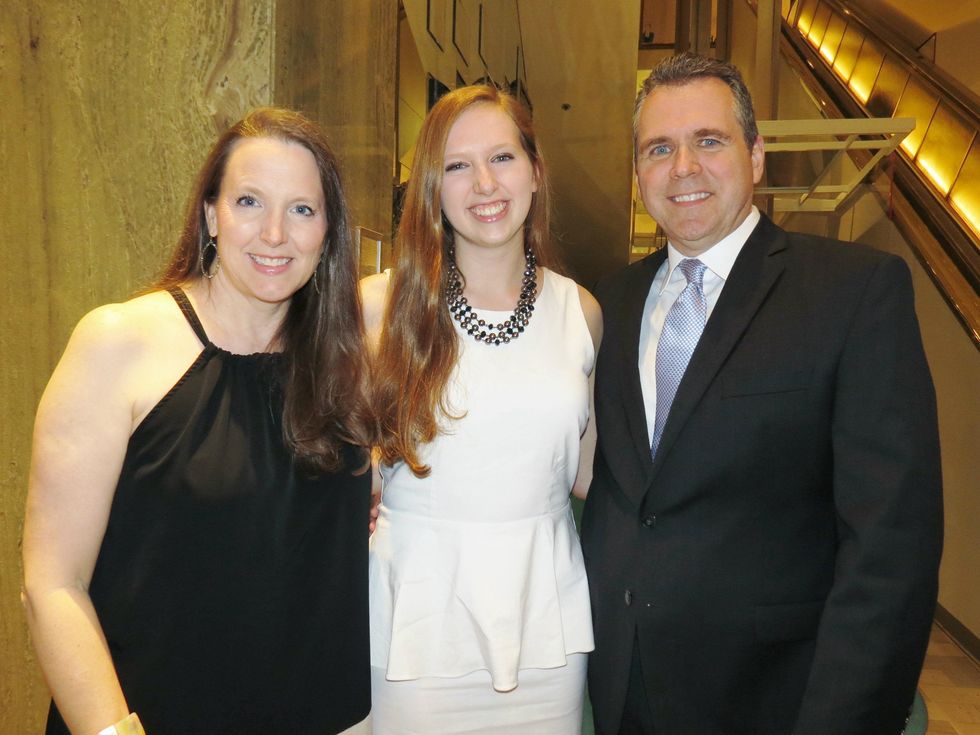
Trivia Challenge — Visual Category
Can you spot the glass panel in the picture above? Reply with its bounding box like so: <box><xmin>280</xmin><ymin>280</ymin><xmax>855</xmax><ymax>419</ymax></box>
<box><xmin>949</xmin><ymin>138</ymin><xmax>980</xmax><ymax>242</ymax></box>
<box><xmin>867</xmin><ymin>54</ymin><xmax>909</xmax><ymax>117</ymax></box>
<box><xmin>808</xmin><ymin>3</ymin><xmax>832</xmax><ymax>48</ymax></box>
<box><xmin>915</xmin><ymin>104</ymin><xmax>976</xmax><ymax>196</ymax></box>
<box><xmin>820</xmin><ymin>12</ymin><xmax>847</xmax><ymax>64</ymax></box>
<box><xmin>833</xmin><ymin>24</ymin><xmax>864</xmax><ymax>82</ymax></box>
<box><xmin>893</xmin><ymin>75</ymin><xmax>939</xmax><ymax>158</ymax></box>
<box><xmin>848</xmin><ymin>36</ymin><xmax>883</xmax><ymax>105</ymax></box>
<box><xmin>796</xmin><ymin>0</ymin><xmax>819</xmax><ymax>37</ymax></box>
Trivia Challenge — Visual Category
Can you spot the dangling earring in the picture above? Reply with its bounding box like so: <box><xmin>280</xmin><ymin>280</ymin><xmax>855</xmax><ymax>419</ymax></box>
<box><xmin>200</xmin><ymin>235</ymin><xmax>220</xmax><ymax>279</ymax></box>
<box><xmin>310</xmin><ymin>249</ymin><xmax>324</xmax><ymax>295</ymax></box>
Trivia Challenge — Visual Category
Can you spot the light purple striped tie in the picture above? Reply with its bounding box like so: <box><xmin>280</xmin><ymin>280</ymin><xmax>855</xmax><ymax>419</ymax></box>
<box><xmin>651</xmin><ymin>258</ymin><xmax>707</xmax><ymax>458</ymax></box>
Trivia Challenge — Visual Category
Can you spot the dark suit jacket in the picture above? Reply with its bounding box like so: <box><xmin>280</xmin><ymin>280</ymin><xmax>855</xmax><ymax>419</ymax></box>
<box><xmin>582</xmin><ymin>216</ymin><xmax>943</xmax><ymax>735</ymax></box>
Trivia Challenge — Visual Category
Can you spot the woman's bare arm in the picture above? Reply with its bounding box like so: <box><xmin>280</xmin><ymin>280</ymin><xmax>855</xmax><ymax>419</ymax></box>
<box><xmin>22</xmin><ymin>304</ymin><xmax>150</xmax><ymax>734</ymax></box>
<box><xmin>359</xmin><ymin>273</ymin><xmax>390</xmax><ymax>532</ymax></box>
<box><xmin>573</xmin><ymin>286</ymin><xmax>602</xmax><ymax>500</ymax></box>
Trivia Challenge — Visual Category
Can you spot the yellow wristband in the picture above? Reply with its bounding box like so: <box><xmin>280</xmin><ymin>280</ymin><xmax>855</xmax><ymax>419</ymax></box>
<box><xmin>96</xmin><ymin>713</ymin><xmax>145</xmax><ymax>735</ymax></box>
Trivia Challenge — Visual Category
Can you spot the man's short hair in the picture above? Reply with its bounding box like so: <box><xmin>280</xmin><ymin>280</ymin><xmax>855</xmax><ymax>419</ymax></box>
<box><xmin>634</xmin><ymin>53</ymin><xmax>760</xmax><ymax>152</ymax></box>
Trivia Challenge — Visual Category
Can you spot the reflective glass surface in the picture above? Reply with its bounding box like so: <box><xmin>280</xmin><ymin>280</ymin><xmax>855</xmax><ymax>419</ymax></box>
<box><xmin>833</xmin><ymin>24</ymin><xmax>864</xmax><ymax>81</ymax></box>
<box><xmin>808</xmin><ymin>3</ymin><xmax>832</xmax><ymax>47</ymax></box>
<box><xmin>916</xmin><ymin>103</ymin><xmax>975</xmax><ymax>196</ymax></box>
<box><xmin>894</xmin><ymin>76</ymin><xmax>939</xmax><ymax>158</ymax></box>
<box><xmin>796</xmin><ymin>0</ymin><xmax>819</xmax><ymax>35</ymax></box>
<box><xmin>949</xmin><ymin>138</ymin><xmax>980</xmax><ymax>243</ymax></box>
<box><xmin>848</xmin><ymin>36</ymin><xmax>883</xmax><ymax>104</ymax></box>
<box><xmin>867</xmin><ymin>54</ymin><xmax>909</xmax><ymax>117</ymax></box>
<box><xmin>820</xmin><ymin>12</ymin><xmax>847</xmax><ymax>64</ymax></box>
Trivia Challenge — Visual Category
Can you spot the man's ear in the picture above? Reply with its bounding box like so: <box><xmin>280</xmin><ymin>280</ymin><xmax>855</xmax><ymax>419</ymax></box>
<box><xmin>751</xmin><ymin>135</ymin><xmax>765</xmax><ymax>185</ymax></box>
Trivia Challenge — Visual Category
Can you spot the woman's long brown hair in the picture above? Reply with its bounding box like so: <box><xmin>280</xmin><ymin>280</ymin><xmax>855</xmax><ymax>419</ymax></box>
<box><xmin>373</xmin><ymin>85</ymin><xmax>557</xmax><ymax>476</ymax></box>
<box><xmin>156</xmin><ymin>107</ymin><xmax>372</xmax><ymax>473</ymax></box>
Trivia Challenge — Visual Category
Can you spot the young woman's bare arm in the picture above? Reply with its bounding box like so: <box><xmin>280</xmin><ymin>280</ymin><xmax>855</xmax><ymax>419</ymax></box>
<box><xmin>573</xmin><ymin>286</ymin><xmax>602</xmax><ymax>500</ymax></box>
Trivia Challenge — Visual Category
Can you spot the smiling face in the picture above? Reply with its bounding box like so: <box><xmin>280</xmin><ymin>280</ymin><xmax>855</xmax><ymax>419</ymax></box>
<box><xmin>635</xmin><ymin>77</ymin><xmax>764</xmax><ymax>257</ymax></box>
<box><xmin>204</xmin><ymin>137</ymin><xmax>327</xmax><ymax>305</ymax></box>
<box><xmin>439</xmin><ymin>103</ymin><xmax>538</xmax><ymax>255</ymax></box>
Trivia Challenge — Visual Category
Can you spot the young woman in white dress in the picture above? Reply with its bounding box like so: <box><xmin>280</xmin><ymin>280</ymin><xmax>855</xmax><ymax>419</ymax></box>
<box><xmin>361</xmin><ymin>85</ymin><xmax>602</xmax><ymax>734</ymax></box>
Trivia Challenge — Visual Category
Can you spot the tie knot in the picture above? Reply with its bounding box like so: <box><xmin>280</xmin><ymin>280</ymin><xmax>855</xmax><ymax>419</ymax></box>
<box><xmin>678</xmin><ymin>258</ymin><xmax>707</xmax><ymax>287</ymax></box>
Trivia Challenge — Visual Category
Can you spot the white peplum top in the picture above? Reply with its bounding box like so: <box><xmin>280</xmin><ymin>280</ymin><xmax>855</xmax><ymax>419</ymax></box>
<box><xmin>369</xmin><ymin>268</ymin><xmax>596</xmax><ymax>692</ymax></box>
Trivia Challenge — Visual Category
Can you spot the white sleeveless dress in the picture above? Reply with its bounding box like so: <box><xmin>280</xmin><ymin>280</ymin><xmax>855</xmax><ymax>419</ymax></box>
<box><xmin>369</xmin><ymin>269</ymin><xmax>596</xmax><ymax>734</ymax></box>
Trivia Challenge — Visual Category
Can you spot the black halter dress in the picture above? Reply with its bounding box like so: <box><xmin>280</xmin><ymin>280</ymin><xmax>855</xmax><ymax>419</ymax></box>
<box><xmin>46</xmin><ymin>289</ymin><xmax>370</xmax><ymax>734</ymax></box>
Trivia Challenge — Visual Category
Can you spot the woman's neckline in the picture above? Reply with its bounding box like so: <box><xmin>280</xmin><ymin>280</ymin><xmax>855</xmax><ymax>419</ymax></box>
<box><xmin>455</xmin><ymin>266</ymin><xmax>549</xmax><ymax>315</ymax></box>
<box><xmin>172</xmin><ymin>286</ymin><xmax>284</xmax><ymax>358</ymax></box>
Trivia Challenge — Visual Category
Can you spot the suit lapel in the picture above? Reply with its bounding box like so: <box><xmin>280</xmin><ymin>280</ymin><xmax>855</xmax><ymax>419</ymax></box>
<box><xmin>648</xmin><ymin>217</ymin><xmax>788</xmax><ymax>482</ymax></box>
<box><xmin>618</xmin><ymin>251</ymin><xmax>665</xmax><ymax>486</ymax></box>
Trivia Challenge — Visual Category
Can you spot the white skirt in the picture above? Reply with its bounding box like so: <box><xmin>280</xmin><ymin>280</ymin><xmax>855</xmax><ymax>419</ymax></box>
<box><xmin>337</xmin><ymin>716</ymin><xmax>372</xmax><ymax>734</ymax></box>
<box><xmin>370</xmin><ymin>654</ymin><xmax>588</xmax><ymax>734</ymax></box>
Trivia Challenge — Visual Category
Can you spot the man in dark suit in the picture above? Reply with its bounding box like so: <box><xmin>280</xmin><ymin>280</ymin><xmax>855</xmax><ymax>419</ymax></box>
<box><xmin>582</xmin><ymin>53</ymin><xmax>943</xmax><ymax>735</ymax></box>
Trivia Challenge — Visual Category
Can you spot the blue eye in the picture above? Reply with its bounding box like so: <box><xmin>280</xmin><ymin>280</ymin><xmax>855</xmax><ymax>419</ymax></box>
<box><xmin>444</xmin><ymin>161</ymin><xmax>466</xmax><ymax>172</ymax></box>
<box><xmin>699</xmin><ymin>138</ymin><xmax>721</xmax><ymax>148</ymax></box>
<box><xmin>294</xmin><ymin>204</ymin><xmax>315</xmax><ymax>217</ymax></box>
<box><xmin>492</xmin><ymin>152</ymin><xmax>514</xmax><ymax>163</ymax></box>
<box><xmin>236</xmin><ymin>195</ymin><xmax>258</xmax><ymax>207</ymax></box>
<box><xmin>650</xmin><ymin>145</ymin><xmax>670</xmax><ymax>157</ymax></box>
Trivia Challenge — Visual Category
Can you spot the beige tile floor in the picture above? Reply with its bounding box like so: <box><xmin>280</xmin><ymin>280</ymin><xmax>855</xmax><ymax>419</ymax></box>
<box><xmin>919</xmin><ymin>626</ymin><xmax>980</xmax><ymax>734</ymax></box>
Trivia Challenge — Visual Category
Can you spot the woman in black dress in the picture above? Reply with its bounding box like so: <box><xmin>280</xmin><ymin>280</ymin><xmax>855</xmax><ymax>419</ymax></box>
<box><xmin>22</xmin><ymin>108</ymin><xmax>373</xmax><ymax>735</ymax></box>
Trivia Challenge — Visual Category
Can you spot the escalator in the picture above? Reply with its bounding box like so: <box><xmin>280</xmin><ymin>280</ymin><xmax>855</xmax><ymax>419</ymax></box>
<box><xmin>778</xmin><ymin>0</ymin><xmax>980</xmax><ymax>344</ymax></box>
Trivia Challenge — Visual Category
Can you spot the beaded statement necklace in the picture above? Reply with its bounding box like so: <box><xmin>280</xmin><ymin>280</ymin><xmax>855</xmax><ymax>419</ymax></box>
<box><xmin>446</xmin><ymin>246</ymin><xmax>538</xmax><ymax>345</ymax></box>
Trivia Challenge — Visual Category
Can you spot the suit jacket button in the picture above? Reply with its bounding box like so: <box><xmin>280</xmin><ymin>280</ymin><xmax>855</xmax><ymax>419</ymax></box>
<box><xmin>642</xmin><ymin>515</ymin><xmax>656</xmax><ymax>528</ymax></box>
<box><xmin>624</xmin><ymin>589</ymin><xmax>633</xmax><ymax>606</ymax></box>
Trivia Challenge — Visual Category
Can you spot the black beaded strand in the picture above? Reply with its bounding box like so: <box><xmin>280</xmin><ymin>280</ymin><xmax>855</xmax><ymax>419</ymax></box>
<box><xmin>446</xmin><ymin>247</ymin><xmax>537</xmax><ymax>345</ymax></box>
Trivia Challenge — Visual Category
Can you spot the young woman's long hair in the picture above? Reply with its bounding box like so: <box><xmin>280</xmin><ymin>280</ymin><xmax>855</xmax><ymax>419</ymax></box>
<box><xmin>157</xmin><ymin>107</ymin><xmax>372</xmax><ymax>473</ymax></box>
<box><xmin>374</xmin><ymin>85</ymin><xmax>557</xmax><ymax>476</ymax></box>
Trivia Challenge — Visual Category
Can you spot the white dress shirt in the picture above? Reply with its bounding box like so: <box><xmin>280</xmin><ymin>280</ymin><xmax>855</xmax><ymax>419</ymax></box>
<box><xmin>638</xmin><ymin>207</ymin><xmax>761</xmax><ymax>445</ymax></box>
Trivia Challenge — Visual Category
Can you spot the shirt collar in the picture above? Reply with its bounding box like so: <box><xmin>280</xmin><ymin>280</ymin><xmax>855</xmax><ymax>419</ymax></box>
<box><xmin>659</xmin><ymin>206</ymin><xmax>761</xmax><ymax>294</ymax></box>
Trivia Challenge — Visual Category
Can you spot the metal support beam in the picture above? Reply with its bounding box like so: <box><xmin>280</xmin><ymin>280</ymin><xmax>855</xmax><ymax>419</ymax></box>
<box><xmin>756</xmin><ymin>117</ymin><xmax>915</xmax><ymax>213</ymax></box>
<box><xmin>675</xmin><ymin>0</ymin><xmax>692</xmax><ymax>52</ymax></box>
<box><xmin>694</xmin><ymin>0</ymin><xmax>712</xmax><ymax>55</ymax></box>
<box><xmin>715</xmin><ymin>0</ymin><xmax>730</xmax><ymax>60</ymax></box>
<box><xmin>753</xmin><ymin>0</ymin><xmax>782</xmax><ymax>120</ymax></box>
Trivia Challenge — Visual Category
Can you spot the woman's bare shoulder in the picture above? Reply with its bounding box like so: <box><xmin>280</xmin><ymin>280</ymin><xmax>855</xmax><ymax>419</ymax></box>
<box><xmin>359</xmin><ymin>271</ymin><xmax>390</xmax><ymax>311</ymax></box>
<box><xmin>52</xmin><ymin>290</ymin><xmax>203</xmax><ymax>429</ymax></box>
<box><xmin>575</xmin><ymin>284</ymin><xmax>603</xmax><ymax>351</ymax></box>
<box><xmin>71</xmin><ymin>291</ymin><xmax>186</xmax><ymax>357</ymax></box>
<box><xmin>359</xmin><ymin>271</ymin><xmax>391</xmax><ymax>350</ymax></box>
<box><xmin>57</xmin><ymin>290</ymin><xmax>201</xmax><ymax>407</ymax></box>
